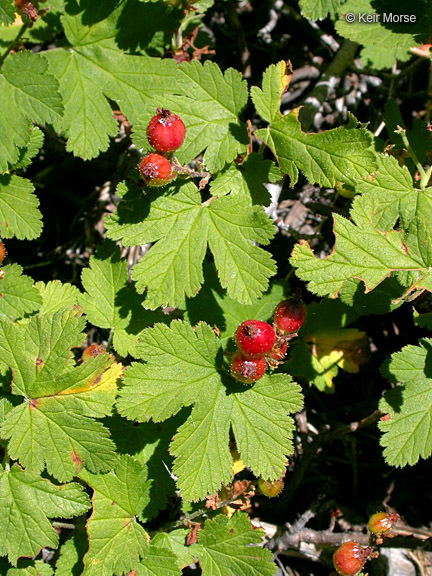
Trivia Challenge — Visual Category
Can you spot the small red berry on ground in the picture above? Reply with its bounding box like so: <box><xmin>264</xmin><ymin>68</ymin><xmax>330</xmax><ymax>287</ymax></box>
<box><xmin>138</xmin><ymin>153</ymin><xmax>174</xmax><ymax>187</ymax></box>
<box><xmin>230</xmin><ymin>350</ymin><xmax>267</xmax><ymax>384</ymax></box>
<box><xmin>273</xmin><ymin>296</ymin><xmax>306</xmax><ymax>335</ymax></box>
<box><xmin>146</xmin><ymin>108</ymin><xmax>185</xmax><ymax>152</ymax></box>
<box><xmin>234</xmin><ymin>320</ymin><xmax>275</xmax><ymax>359</ymax></box>
<box><xmin>333</xmin><ymin>541</ymin><xmax>370</xmax><ymax>576</ymax></box>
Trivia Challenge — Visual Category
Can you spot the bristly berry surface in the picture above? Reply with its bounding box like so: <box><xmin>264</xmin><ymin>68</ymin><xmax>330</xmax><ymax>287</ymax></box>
<box><xmin>267</xmin><ymin>340</ymin><xmax>287</xmax><ymax>361</ymax></box>
<box><xmin>257</xmin><ymin>477</ymin><xmax>284</xmax><ymax>498</ymax></box>
<box><xmin>368</xmin><ymin>512</ymin><xmax>400</xmax><ymax>535</ymax></box>
<box><xmin>273</xmin><ymin>296</ymin><xmax>306</xmax><ymax>335</ymax></box>
<box><xmin>138</xmin><ymin>153</ymin><xmax>175</xmax><ymax>187</ymax></box>
<box><xmin>230</xmin><ymin>350</ymin><xmax>267</xmax><ymax>384</ymax></box>
<box><xmin>332</xmin><ymin>541</ymin><xmax>370</xmax><ymax>576</ymax></box>
<box><xmin>146</xmin><ymin>108</ymin><xmax>186</xmax><ymax>152</ymax></box>
<box><xmin>234</xmin><ymin>320</ymin><xmax>276</xmax><ymax>359</ymax></box>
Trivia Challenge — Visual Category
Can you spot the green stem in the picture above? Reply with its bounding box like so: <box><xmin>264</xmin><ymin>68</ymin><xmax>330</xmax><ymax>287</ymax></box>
<box><xmin>2</xmin><ymin>447</ymin><xmax>10</xmax><ymax>472</ymax></box>
<box><xmin>395</xmin><ymin>125</ymin><xmax>429</xmax><ymax>188</ymax></box>
<box><xmin>0</xmin><ymin>23</ymin><xmax>30</xmax><ymax>68</ymax></box>
<box><xmin>106</xmin><ymin>329</ymin><xmax>114</xmax><ymax>353</ymax></box>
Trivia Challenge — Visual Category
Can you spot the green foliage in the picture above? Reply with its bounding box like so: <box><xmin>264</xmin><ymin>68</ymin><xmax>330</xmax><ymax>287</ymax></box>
<box><xmin>379</xmin><ymin>340</ymin><xmax>432</xmax><ymax>467</ymax></box>
<box><xmin>335</xmin><ymin>0</ymin><xmax>432</xmax><ymax>68</ymax></box>
<box><xmin>191</xmin><ymin>513</ymin><xmax>276</xmax><ymax>575</ymax></box>
<box><xmin>0</xmin><ymin>464</ymin><xmax>89</xmax><ymax>564</ymax></box>
<box><xmin>117</xmin><ymin>320</ymin><xmax>302</xmax><ymax>501</ymax></box>
<box><xmin>1</xmin><ymin>1</ymin><xmax>432</xmax><ymax>572</ymax></box>
<box><xmin>105</xmin><ymin>180</ymin><xmax>276</xmax><ymax>308</ymax></box>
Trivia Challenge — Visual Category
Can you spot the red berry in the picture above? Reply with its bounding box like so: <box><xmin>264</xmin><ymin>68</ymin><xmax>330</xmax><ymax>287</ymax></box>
<box><xmin>333</xmin><ymin>542</ymin><xmax>370</xmax><ymax>576</ymax></box>
<box><xmin>267</xmin><ymin>340</ymin><xmax>287</xmax><ymax>361</ymax></box>
<box><xmin>234</xmin><ymin>320</ymin><xmax>276</xmax><ymax>359</ymax></box>
<box><xmin>230</xmin><ymin>350</ymin><xmax>267</xmax><ymax>384</ymax></box>
<box><xmin>146</xmin><ymin>108</ymin><xmax>185</xmax><ymax>152</ymax></box>
<box><xmin>138</xmin><ymin>153</ymin><xmax>175</xmax><ymax>187</ymax></box>
<box><xmin>368</xmin><ymin>512</ymin><xmax>399</xmax><ymax>536</ymax></box>
<box><xmin>0</xmin><ymin>241</ymin><xmax>6</xmax><ymax>265</ymax></box>
<box><xmin>273</xmin><ymin>296</ymin><xmax>306</xmax><ymax>335</ymax></box>
<box><xmin>82</xmin><ymin>344</ymin><xmax>106</xmax><ymax>361</ymax></box>
<box><xmin>258</xmin><ymin>477</ymin><xmax>284</xmax><ymax>498</ymax></box>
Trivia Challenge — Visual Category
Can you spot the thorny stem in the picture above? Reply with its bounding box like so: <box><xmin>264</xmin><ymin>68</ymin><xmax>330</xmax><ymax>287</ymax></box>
<box><xmin>0</xmin><ymin>23</ymin><xmax>30</xmax><ymax>68</ymax></box>
<box><xmin>395</xmin><ymin>125</ymin><xmax>429</xmax><ymax>188</ymax></box>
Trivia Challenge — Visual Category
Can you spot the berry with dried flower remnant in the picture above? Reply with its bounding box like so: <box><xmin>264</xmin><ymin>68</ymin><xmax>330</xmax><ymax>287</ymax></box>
<box><xmin>234</xmin><ymin>320</ymin><xmax>276</xmax><ymax>359</ymax></box>
<box><xmin>146</xmin><ymin>108</ymin><xmax>185</xmax><ymax>152</ymax></box>
<box><xmin>273</xmin><ymin>296</ymin><xmax>306</xmax><ymax>335</ymax></box>
<box><xmin>82</xmin><ymin>344</ymin><xmax>106</xmax><ymax>361</ymax></box>
<box><xmin>257</xmin><ymin>477</ymin><xmax>284</xmax><ymax>498</ymax></box>
<box><xmin>368</xmin><ymin>512</ymin><xmax>400</xmax><ymax>536</ymax></box>
<box><xmin>0</xmin><ymin>241</ymin><xmax>6</xmax><ymax>265</ymax></box>
<box><xmin>138</xmin><ymin>153</ymin><xmax>175</xmax><ymax>187</ymax></box>
<box><xmin>333</xmin><ymin>541</ymin><xmax>371</xmax><ymax>576</ymax></box>
<box><xmin>230</xmin><ymin>350</ymin><xmax>267</xmax><ymax>385</ymax></box>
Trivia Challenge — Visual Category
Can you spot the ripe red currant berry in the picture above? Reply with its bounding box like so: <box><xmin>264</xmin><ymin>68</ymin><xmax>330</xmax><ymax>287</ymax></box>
<box><xmin>258</xmin><ymin>477</ymin><xmax>284</xmax><ymax>498</ymax></box>
<box><xmin>230</xmin><ymin>350</ymin><xmax>266</xmax><ymax>385</ymax></box>
<box><xmin>82</xmin><ymin>344</ymin><xmax>106</xmax><ymax>361</ymax></box>
<box><xmin>0</xmin><ymin>241</ymin><xmax>6</xmax><ymax>265</ymax></box>
<box><xmin>138</xmin><ymin>153</ymin><xmax>175</xmax><ymax>187</ymax></box>
<box><xmin>234</xmin><ymin>320</ymin><xmax>276</xmax><ymax>359</ymax></box>
<box><xmin>333</xmin><ymin>542</ymin><xmax>370</xmax><ymax>576</ymax></box>
<box><xmin>368</xmin><ymin>512</ymin><xmax>400</xmax><ymax>536</ymax></box>
<box><xmin>146</xmin><ymin>108</ymin><xmax>185</xmax><ymax>152</ymax></box>
<box><xmin>273</xmin><ymin>296</ymin><xmax>306</xmax><ymax>335</ymax></box>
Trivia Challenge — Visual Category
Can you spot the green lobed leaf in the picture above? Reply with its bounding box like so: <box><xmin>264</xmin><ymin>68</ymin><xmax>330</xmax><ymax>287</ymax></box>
<box><xmin>162</xmin><ymin>60</ymin><xmax>249</xmax><ymax>172</ymax></box>
<box><xmin>335</xmin><ymin>0</ymin><xmax>432</xmax><ymax>69</ymax></box>
<box><xmin>379</xmin><ymin>340</ymin><xmax>432</xmax><ymax>467</ymax></box>
<box><xmin>152</xmin><ymin>530</ymin><xmax>196</xmax><ymax>570</ymax></box>
<box><xmin>209</xmin><ymin>153</ymin><xmax>281</xmax><ymax>206</ymax></box>
<box><xmin>117</xmin><ymin>320</ymin><xmax>302</xmax><ymax>501</ymax></box>
<box><xmin>255</xmin><ymin>109</ymin><xmax>376</xmax><ymax>187</ymax></box>
<box><xmin>9</xmin><ymin>126</ymin><xmax>44</xmax><ymax>171</ymax></box>
<box><xmin>45</xmin><ymin>38</ymin><xmax>177</xmax><ymax>160</ymax></box>
<box><xmin>133</xmin><ymin>543</ymin><xmax>181</xmax><ymax>576</ymax></box>
<box><xmin>7</xmin><ymin>560</ymin><xmax>54</xmax><ymax>576</ymax></box>
<box><xmin>290</xmin><ymin>193</ymin><xmax>432</xmax><ymax>298</ymax></box>
<box><xmin>0</xmin><ymin>0</ymin><xmax>15</xmax><ymax>26</ymax></box>
<box><xmin>106</xmin><ymin>180</ymin><xmax>276</xmax><ymax>309</ymax></box>
<box><xmin>0</xmin><ymin>264</ymin><xmax>42</xmax><ymax>319</ymax></box>
<box><xmin>0</xmin><ymin>310</ymin><xmax>120</xmax><ymax>481</ymax></box>
<box><xmin>0</xmin><ymin>464</ymin><xmax>89</xmax><ymax>565</ymax></box>
<box><xmin>79</xmin><ymin>242</ymin><xmax>167</xmax><ymax>357</ymax></box>
<box><xmin>0</xmin><ymin>51</ymin><xmax>62</xmax><ymax>172</ymax></box>
<box><xmin>79</xmin><ymin>455</ymin><xmax>151</xmax><ymax>576</ymax></box>
<box><xmin>250</xmin><ymin>61</ymin><xmax>291</xmax><ymax>124</ymax></box>
<box><xmin>34</xmin><ymin>280</ymin><xmax>81</xmax><ymax>315</ymax></box>
<box><xmin>55</xmin><ymin>527</ymin><xmax>87</xmax><ymax>576</ymax></box>
<box><xmin>0</xmin><ymin>174</ymin><xmax>42</xmax><ymax>240</ymax></box>
<box><xmin>191</xmin><ymin>512</ymin><xmax>276</xmax><ymax>575</ymax></box>
<box><xmin>354</xmin><ymin>154</ymin><xmax>432</xmax><ymax>231</ymax></box>
<box><xmin>108</xmin><ymin>414</ymin><xmax>181</xmax><ymax>520</ymax></box>
<box><xmin>299</xmin><ymin>0</ymin><xmax>343</xmax><ymax>20</ymax></box>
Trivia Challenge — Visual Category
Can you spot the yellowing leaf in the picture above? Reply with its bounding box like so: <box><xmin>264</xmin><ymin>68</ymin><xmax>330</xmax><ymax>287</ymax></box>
<box><xmin>304</xmin><ymin>328</ymin><xmax>369</xmax><ymax>374</ymax></box>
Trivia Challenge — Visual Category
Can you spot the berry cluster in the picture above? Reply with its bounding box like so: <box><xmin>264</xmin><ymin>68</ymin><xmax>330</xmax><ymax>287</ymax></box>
<box><xmin>332</xmin><ymin>511</ymin><xmax>399</xmax><ymax>575</ymax></box>
<box><xmin>138</xmin><ymin>108</ymin><xmax>185</xmax><ymax>187</ymax></box>
<box><xmin>229</xmin><ymin>294</ymin><xmax>306</xmax><ymax>385</ymax></box>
